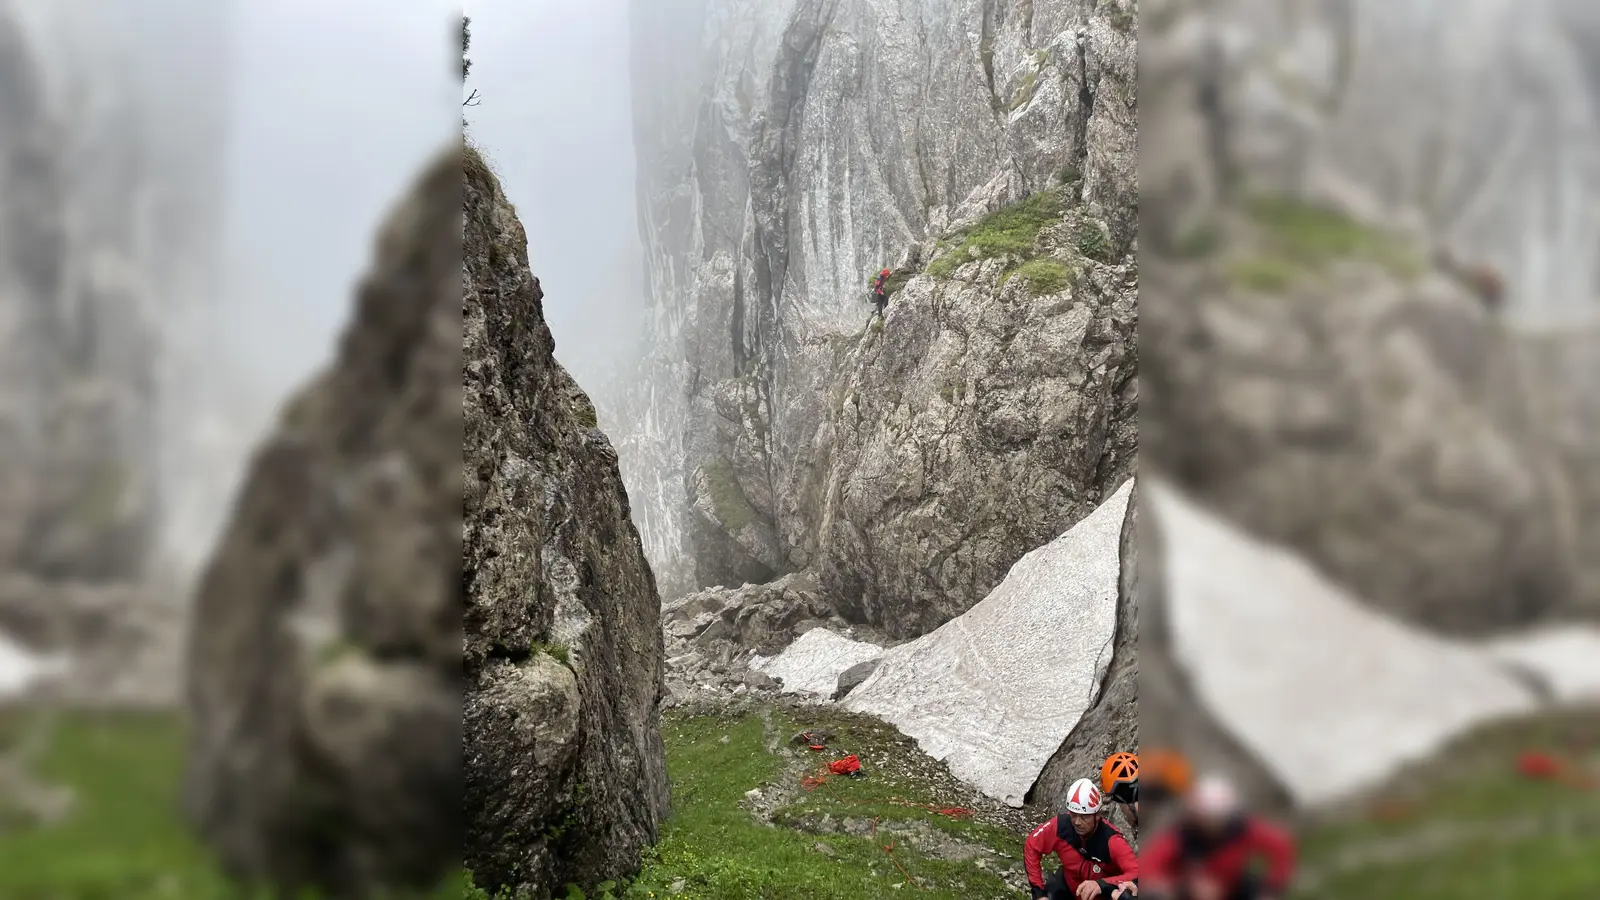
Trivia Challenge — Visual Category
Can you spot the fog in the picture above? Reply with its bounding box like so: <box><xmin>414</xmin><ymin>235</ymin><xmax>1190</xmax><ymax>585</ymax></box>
<box><xmin>3</xmin><ymin>0</ymin><xmax>460</xmax><ymax>577</ymax></box>
<box><xmin>196</xmin><ymin>0</ymin><xmax>461</xmax><ymax>573</ymax></box>
<box><xmin>462</xmin><ymin>0</ymin><xmax>648</xmax><ymax>398</ymax></box>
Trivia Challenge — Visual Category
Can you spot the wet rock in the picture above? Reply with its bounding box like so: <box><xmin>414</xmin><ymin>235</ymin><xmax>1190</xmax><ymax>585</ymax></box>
<box><xmin>620</xmin><ymin>0</ymin><xmax>1139</xmax><ymax>637</ymax></box>
<box><xmin>184</xmin><ymin>146</ymin><xmax>463</xmax><ymax>895</ymax></box>
<box><xmin>463</xmin><ymin>143</ymin><xmax>669</xmax><ymax>895</ymax></box>
<box><xmin>831</xmin><ymin>659</ymin><xmax>880</xmax><ymax>701</ymax></box>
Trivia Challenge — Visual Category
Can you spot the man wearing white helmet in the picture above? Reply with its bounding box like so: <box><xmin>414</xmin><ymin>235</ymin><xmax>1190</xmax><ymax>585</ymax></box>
<box><xmin>1024</xmin><ymin>777</ymin><xmax>1139</xmax><ymax>899</ymax></box>
<box><xmin>1139</xmin><ymin>774</ymin><xmax>1295</xmax><ymax>900</ymax></box>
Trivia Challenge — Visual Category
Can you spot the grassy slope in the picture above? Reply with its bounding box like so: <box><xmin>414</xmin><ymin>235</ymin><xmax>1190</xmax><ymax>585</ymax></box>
<box><xmin>464</xmin><ymin>704</ymin><xmax>1057</xmax><ymax>899</ymax></box>
<box><xmin>1290</xmin><ymin>708</ymin><xmax>1600</xmax><ymax>900</ymax></box>
<box><xmin>621</xmin><ymin>707</ymin><xmax>1041</xmax><ymax>900</ymax></box>
<box><xmin>0</xmin><ymin>709</ymin><xmax>463</xmax><ymax>900</ymax></box>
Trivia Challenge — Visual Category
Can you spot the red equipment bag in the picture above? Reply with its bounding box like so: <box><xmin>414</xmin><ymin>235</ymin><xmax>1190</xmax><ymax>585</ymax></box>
<box><xmin>829</xmin><ymin>755</ymin><xmax>862</xmax><ymax>776</ymax></box>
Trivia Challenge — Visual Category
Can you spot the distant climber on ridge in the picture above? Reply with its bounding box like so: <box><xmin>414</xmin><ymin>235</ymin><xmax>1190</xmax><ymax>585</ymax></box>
<box><xmin>1025</xmin><ymin>778</ymin><xmax>1139</xmax><ymax>899</ymax></box>
<box><xmin>868</xmin><ymin>267</ymin><xmax>891</xmax><ymax>322</ymax></box>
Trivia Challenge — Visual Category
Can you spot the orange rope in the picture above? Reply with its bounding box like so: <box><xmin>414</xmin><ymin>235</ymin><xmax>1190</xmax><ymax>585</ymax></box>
<box><xmin>871</xmin><ymin>816</ymin><xmax>922</xmax><ymax>890</ymax></box>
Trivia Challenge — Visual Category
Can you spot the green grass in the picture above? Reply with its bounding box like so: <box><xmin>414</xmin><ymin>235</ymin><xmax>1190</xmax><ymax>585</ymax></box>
<box><xmin>532</xmin><ymin>641</ymin><xmax>572</xmax><ymax>668</ymax></box>
<box><xmin>926</xmin><ymin>189</ymin><xmax>1068</xmax><ymax>280</ymax></box>
<box><xmin>1291</xmin><ymin>708</ymin><xmax>1600</xmax><ymax>900</ymax></box>
<box><xmin>1174</xmin><ymin>221</ymin><xmax>1222</xmax><ymax>258</ymax></box>
<box><xmin>615</xmin><ymin>710</ymin><xmax>1029</xmax><ymax>900</ymax></box>
<box><xmin>1241</xmin><ymin>195</ymin><xmax>1423</xmax><ymax>281</ymax></box>
<box><xmin>0</xmin><ymin>710</ymin><xmax>462</xmax><ymax>900</ymax></box>
<box><xmin>1011</xmin><ymin>259</ymin><xmax>1073</xmax><ymax>296</ymax></box>
<box><xmin>701</xmin><ymin>460</ymin><xmax>757</xmax><ymax>533</ymax></box>
<box><xmin>1228</xmin><ymin>257</ymin><xmax>1298</xmax><ymax>293</ymax></box>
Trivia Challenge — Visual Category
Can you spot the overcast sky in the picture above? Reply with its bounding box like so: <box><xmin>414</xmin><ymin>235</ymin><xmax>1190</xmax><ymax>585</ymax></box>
<box><xmin>462</xmin><ymin>0</ymin><xmax>647</xmax><ymax>392</ymax></box>
<box><xmin>221</xmin><ymin>0</ymin><xmax>460</xmax><ymax>394</ymax></box>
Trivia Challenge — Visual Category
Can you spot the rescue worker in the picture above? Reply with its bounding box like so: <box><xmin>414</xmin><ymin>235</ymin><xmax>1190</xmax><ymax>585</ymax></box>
<box><xmin>1138</xmin><ymin>774</ymin><xmax>1295</xmax><ymax>900</ymax></box>
<box><xmin>1102</xmin><ymin>752</ymin><xmax>1140</xmax><ymax>830</ymax></box>
<box><xmin>870</xmin><ymin>267</ymin><xmax>891</xmax><ymax>320</ymax></box>
<box><xmin>1025</xmin><ymin>778</ymin><xmax>1139</xmax><ymax>899</ymax></box>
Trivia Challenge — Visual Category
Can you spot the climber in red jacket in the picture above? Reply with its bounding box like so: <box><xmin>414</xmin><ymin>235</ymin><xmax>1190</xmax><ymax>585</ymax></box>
<box><xmin>869</xmin><ymin>267</ymin><xmax>891</xmax><ymax>321</ymax></box>
<box><xmin>1138</xmin><ymin>775</ymin><xmax>1295</xmax><ymax>900</ymax></box>
<box><xmin>1025</xmin><ymin>778</ymin><xmax>1139</xmax><ymax>899</ymax></box>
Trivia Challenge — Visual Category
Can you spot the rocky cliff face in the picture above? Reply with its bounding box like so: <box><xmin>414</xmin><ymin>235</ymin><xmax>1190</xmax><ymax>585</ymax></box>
<box><xmin>625</xmin><ymin>0</ymin><xmax>1137</xmax><ymax>632</ymax></box>
<box><xmin>463</xmin><ymin>146</ymin><xmax>670</xmax><ymax>896</ymax></box>
<box><xmin>799</xmin><ymin>192</ymin><xmax>1135</xmax><ymax>637</ymax></box>
<box><xmin>1141</xmin><ymin>0</ymin><xmax>1600</xmax><ymax>633</ymax></box>
<box><xmin>184</xmin><ymin>148</ymin><xmax>462</xmax><ymax>895</ymax></box>
<box><xmin>0</xmin><ymin>7</ymin><xmax>154</xmax><ymax>581</ymax></box>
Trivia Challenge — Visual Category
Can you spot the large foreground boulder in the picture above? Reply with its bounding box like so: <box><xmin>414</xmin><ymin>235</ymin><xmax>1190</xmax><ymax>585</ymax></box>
<box><xmin>844</xmin><ymin>478</ymin><xmax>1133</xmax><ymax>807</ymax></box>
<box><xmin>184</xmin><ymin>146</ymin><xmax>463</xmax><ymax>894</ymax></box>
<box><xmin>462</xmin><ymin>144</ymin><xmax>669</xmax><ymax>896</ymax></box>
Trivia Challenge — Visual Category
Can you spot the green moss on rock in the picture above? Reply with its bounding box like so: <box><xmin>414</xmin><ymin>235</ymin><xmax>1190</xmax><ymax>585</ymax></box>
<box><xmin>702</xmin><ymin>460</ymin><xmax>756</xmax><ymax>533</ymax></box>
<box><xmin>1014</xmin><ymin>258</ymin><xmax>1073</xmax><ymax>295</ymax></box>
<box><xmin>927</xmin><ymin>188</ymin><xmax>1068</xmax><ymax>279</ymax></box>
<box><xmin>1243</xmin><ymin>195</ymin><xmax>1422</xmax><ymax>279</ymax></box>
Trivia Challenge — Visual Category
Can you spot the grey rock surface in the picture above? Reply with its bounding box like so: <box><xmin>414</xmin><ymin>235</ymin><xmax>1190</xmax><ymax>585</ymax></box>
<box><xmin>184</xmin><ymin>147</ymin><xmax>463</xmax><ymax>895</ymax></box>
<box><xmin>462</xmin><ymin>144</ymin><xmax>670</xmax><ymax>897</ymax></box>
<box><xmin>0</xmin><ymin>9</ymin><xmax>155</xmax><ymax>581</ymax></box>
<box><xmin>845</xmin><ymin>477</ymin><xmax>1131</xmax><ymax>807</ymax></box>
<box><xmin>832</xmin><ymin>657</ymin><xmax>881</xmax><ymax>701</ymax></box>
<box><xmin>1141</xmin><ymin>0</ymin><xmax>1600</xmax><ymax>633</ymax></box>
<box><xmin>661</xmin><ymin>572</ymin><xmax>853</xmax><ymax>661</ymax></box>
<box><xmin>621</xmin><ymin>0</ymin><xmax>1139</xmax><ymax>628</ymax></box>
<box><xmin>800</xmin><ymin>205</ymin><xmax>1137</xmax><ymax>638</ymax></box>
<box><xmin>0</xmin><ymin>573</ymin><xmax>180</xmax><ymax>708</ymax></box>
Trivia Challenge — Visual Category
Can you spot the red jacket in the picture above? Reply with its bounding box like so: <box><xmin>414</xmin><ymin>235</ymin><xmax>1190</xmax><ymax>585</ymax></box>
<box><xmin>1141</xmin><ymin>816</ymin><xmax>1295</xmax><ymax>895</ymax></box>
<box><xmin>1025</xmin><ymin>816</ymin><xmax>1138</xmax><ymax>895</ymax></box>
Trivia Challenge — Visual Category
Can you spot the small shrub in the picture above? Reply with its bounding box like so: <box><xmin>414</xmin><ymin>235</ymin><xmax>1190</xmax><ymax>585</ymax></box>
<box><xmin>1072</xmin><ymin>221</ymin><xmax>1111</xmax><ymax>261</ymax></box>
<box><xmin>573</xmin><ymin>400</ymin><xmax>599</xmax><ymax>429</ymax></box>
<box><xmin>1014</xmin><ymin>258</ymin><xmax>1073</xmax><ymax>295</ymax></box>
<box><xmin>1175</xmin><ymin>221</ymin><xmax>1222</xmax><ymax>258</ymax></box>
<box><xmin>1229</xmin><ymin>258</ymin><xmax>1297</xmax><ymax>293</ymax></box>
<box><xmin>1109</xmin><ymin>4</ymin><xmax>1134</xmax><ymax>33</ymax></box>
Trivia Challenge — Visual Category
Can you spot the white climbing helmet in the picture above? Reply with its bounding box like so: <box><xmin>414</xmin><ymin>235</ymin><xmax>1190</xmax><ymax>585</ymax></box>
<box><xmin>1189</xmin><ymin>774</ymin><xmax>1241</xmax><ymax>819</ymax></box>
<box><xmin>1063</xmin><ymin>777</ymin><xmax>1104</xmax><ymax>815</ymax></box>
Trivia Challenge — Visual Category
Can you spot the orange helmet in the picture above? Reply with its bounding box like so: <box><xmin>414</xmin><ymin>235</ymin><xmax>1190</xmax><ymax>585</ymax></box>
<box><xmin>1141</xmin><ymin>748</ymin><xmax>1194</xmax><ymax>797</ymax></box>
<box><xmin>1101</xmin><ymin>752</ymin><xmax>1139</xmax><ymax>796</ymax></box>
